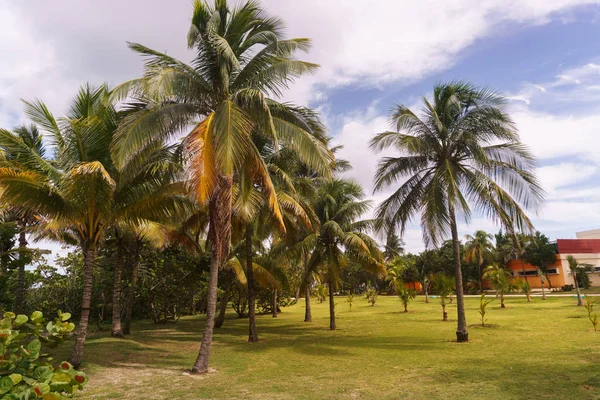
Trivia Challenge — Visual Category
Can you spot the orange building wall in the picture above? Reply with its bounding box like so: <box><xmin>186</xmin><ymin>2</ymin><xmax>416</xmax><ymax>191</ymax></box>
<box><xmin>504</xmin><ymin>255</ymin><xmax>566</xmax><ymax>289</ymax></box>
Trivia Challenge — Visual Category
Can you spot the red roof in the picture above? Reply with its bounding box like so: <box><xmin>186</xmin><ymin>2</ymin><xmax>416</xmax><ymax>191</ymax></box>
<box><xmin>557</xmin><ymin>239</ymin><xmax>600</xmax><ymax>254</ymax></box>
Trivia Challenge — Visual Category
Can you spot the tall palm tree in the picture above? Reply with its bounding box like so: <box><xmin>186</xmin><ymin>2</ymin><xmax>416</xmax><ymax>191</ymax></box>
<box><xmin>383</xmin><ymin>232</ymin><xmax>405</xmax><ymax>262</ymax></box>
<box><xmin>0</xmin><ymin>85</ymin><xmax>188</xmax><ymax>367</ymax></box>
<box><xmin>464</xmin><ymin>230</ymin><xmax>494</xmax><ymax>293</ymax></box>
<box><xmin>370</xmin><ymin>82</ymin><xmax>545</xmax><ymax>342</ymax></box>
<box><xmin>112</xmin><ymin>0</ymin><xmax>332</xmax><ymax>374</ymax></box>
<box><xmin>302</xmin><ymin>179</ymin><xmax>385</xmax><ymax>330</ymax></box>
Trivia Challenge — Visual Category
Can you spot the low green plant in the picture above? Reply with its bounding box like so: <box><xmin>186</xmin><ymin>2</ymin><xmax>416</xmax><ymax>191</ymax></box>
<box><xmin>0</xmin><ymin>310</ymin><xmax>87</xmax><ymax>399</ymax></box>
<box><xmin>346</xmin><ymin>293</ymin><xmax>354</xmax><ymax>311</ymax></box>
<box><xmin>584</xmin><ymin>297</ymin><xmax>599</xmax><ymax>332</ymax></box>
<box><xmin>479</xmin><ymin>293</ymin><xmax>493</xmax><ymax>326</ymax></box>
<box><xmin>365</xmin><ymin>288</ymin><xmax>378</xmax><ymax>306</ymax></box>
<box><xmin>397</xmin><ymin>289</ymin><xmax>417</xmax><ymax>312</ymax></box>
<box><xmin>521</xmin><ymin>281</ymin><xmax>532</xmax><ymax>302</ymax></box>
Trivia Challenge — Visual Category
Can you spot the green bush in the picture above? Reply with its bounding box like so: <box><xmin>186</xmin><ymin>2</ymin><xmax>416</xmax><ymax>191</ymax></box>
<box><xmin>0</xmin><ymin>310</ymin><xmax>87</xmax><ymax>399</ymax></box>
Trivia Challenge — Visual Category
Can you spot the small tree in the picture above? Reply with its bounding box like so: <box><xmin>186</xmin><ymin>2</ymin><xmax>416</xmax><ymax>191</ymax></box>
<box><xmin>483</xmin><ymin>265</ymin><xmax>519</xmax><ymax>308</ymax></box>
<box><xmin>522</xmin><ymin>281</ymin><xmax>532</xmax><ymax>303</ymax></box>
<box><xmin>398</xmin><ymin>288</ymin><xmax>417</xmax><ymax>312</ymax></box>
<box><xmin>431</xmin><ymin>274</ymin><xmax>455</xmax><ymax>321</ymax></box>
<box><xmin>346</xmin><ymin>293</ymin><xmax>354</xmax><ymax>311</ymax></box>
<box><xmin>523</xmin><ymin>232</ymin><xmax>557</xmax><ymax>299</ymax></box>
<box><xmin>479</xmin><ymin>293</ymin><xmax>494</xmax><ymax>326</ymax></box>
<box><xmin>584</xmin><ymin>297</ymin><xmax>599</xmax><ymax>332</ymax></box>
<box><xmin>316</xmin><ymin>284</ymin><xmax>328</xmax><ymax>304</ymax></box>
<box><xmin>365</xmin><ymin>287</ymin><xmax>378</xmax><ymax>306</ymax></box>
<box><xmin>566</xmin><ymin>255</ymin><xmax>592</xmax><ymax>307</ymax></box>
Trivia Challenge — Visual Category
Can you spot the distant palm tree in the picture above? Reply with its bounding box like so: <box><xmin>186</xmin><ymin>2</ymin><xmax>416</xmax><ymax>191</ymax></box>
<box><xmin>464</xmin><ymin>230</ymin><xmax>494</xmax><ymax>292</ymax></box>
<box><xmin>431</xmin><ymin>273</ymin><xmax>455</xmax><ymax>321</ymax></box>
<box><xmin>112</xmin><ymin>0</ymin><xmax>332</xmax><ymax>373</ymax></box>
<box><xmin>482</xmin><ymin>265</ymin><xmax>519</xmax><ymax>308</ymax></box>
<box><xmin>371</xmin><ymin>82</ymin><xmax>545</xmax><ymax>342</ymax></box>
<box><xmin>302</xmin><ymin>179</ymin><xmax>385</xmax><ymax>330</ymax></box>
<box><xmin>384</xmin><ymin>232</ymin><xmax>405</xmax><ymax>261</ymax></box>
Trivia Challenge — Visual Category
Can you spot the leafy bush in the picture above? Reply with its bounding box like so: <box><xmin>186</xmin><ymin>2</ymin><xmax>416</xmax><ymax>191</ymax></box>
<box><xmin>577</xmin><ymin>272</ymin><xmax>591</xmax><ymax>290</ymax></box>
<box><xmin>561</xmin><ymin>284</ymin><xmax>574</xmax><ymax>292</ymax></box>
<box><xmin>346</xmin><ymin>293</ymin><xmax>354</xmax><ymax>311</ymax></box>
<box><xmin>0</xmin><ymin>310</ymin><xmax>87</xmax><ymax>399</ymax></box>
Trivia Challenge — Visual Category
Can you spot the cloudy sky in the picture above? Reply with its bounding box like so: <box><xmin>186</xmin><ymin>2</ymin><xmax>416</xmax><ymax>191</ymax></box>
<box><xmin>2</xmin><ymin>0</ymin><xmax>600</xmax><ymax>256</ymax></box>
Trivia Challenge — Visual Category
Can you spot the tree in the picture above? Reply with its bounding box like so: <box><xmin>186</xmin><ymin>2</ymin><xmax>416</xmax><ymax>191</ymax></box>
<box><xmin>495</xmin><ymin>230</ymin><xmax>531</xmax><ymax>286</ymax></box>
<box><xmin>371</xmin><ymin>82</ymin><xmax>544</xmax><ymax>342</ymax></box>
<box><xmin>113</xmin><ymin>0</ymin><xmax>332</xmax><ymax>374</ymax></box>
<box><xmin>523</xmin><ymin>232</ymin><xmax>557</xmax><ymax>300</ymax></box>
<box><xmin>386</xmin><ymin>258</ymin><xmax>406</xmax><ymax>294</ymax></box>
<box><xmin>302</xmin><ymin>179</ymin><xmax>384</xmax><ymax>330</ymax></box>
<box><xmin>566</xmin><ymin>255</ymin><xmax>592</xmax><ymax>307</ymax></box>
<box><xmin>0</xmin><ymin>85</ymin><xmax>187</xmax><ymax>367</ymax></box>
<box><xmin>482</xmin><ymin>265</ymin><xmax>520</xmax><ymax>308</ymax></box>
<box><xmin>431</xmin><ymin>273</ymin><xmax>455</xmax><ymax>321</ymax></box>
<box><xmin>398</xmin><ymin>288</ymin><xmax>416</xmax><ymax>312</ymax></box>
<box><xmin>464</xmin><ymin>230</ymin><xmax>494</xmax><ymax>293</ymax></box>
<box><xmin>383</xmin><ymin>232</ymin><xmax>405</xmax><ymax>261</ymax></box>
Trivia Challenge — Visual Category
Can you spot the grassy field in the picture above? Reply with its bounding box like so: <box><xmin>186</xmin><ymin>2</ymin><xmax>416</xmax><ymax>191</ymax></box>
<box><xmin>73</xmin><ymin>295</ymin><xmax>600</xmax><ymax>399</ymax></box>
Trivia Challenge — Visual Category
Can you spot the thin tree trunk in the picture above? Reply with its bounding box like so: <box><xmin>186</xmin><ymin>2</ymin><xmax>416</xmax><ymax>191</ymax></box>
<box><xmin>501</xmin><ymin>294</ymin><xmax>505</xmax><ymax>308</ymax></box>
<box><xmin>541</xmin><ymin>276</ymin><xmax>546</xmax><ymax>300</ymax></box>
<box><xmin>442</xmin><ymin>301</ymin><xmax>448</xmax><ymax>321</ymax></box>
<box><xmin>304</xmin><ymin>286</ymin><xmax>312</xmax><ymax>322</ymax></box>
<box><xmin>272</xmin><ymin>289</ymin><xmax>278</xmax><ymax>318</ymax></box>
<box><xmin>449</xmin><ymin>203</ymin><xmax>468</xmax><ymax>342</ymax></box>
<box><xmin>574</xmin><ymin>271</ymin><xmax>583</xmax><ymax>306</ymax></box>
<box><xmin>123</xmin><ymin>240</ymin><xmax>141</xmax><ymax>335</ymax></box>
<box><xmin>69</xmin><ymin>245</ymin><xmax>97</xmax><ymax>368</ymax></box>
<box><xmin>14</xmin><ymin>220</ymin><xmax>27</xmax><ymax>314</ymax></box>
<box><xmin>526</xmin><ymin>292</ymin><xmax>531</xmax><ymax>303</ymax></box>
<box><xmin>404</xmin><ymin>304</ymin><xmax>408</xmax><ymax>312</ymax></box>
<box><xmin>478</xmin><ymin>262</ymin><xmax>484</xmax><ymax>294</ymax></box>
<box><xmin>328</xmin><ymin>277</ymin><xmax>336</xmax><ymax>330</ymax></box>
<box><xmin>520</xmin><ymin>259</ymin><xmax>529</xmax><ymax>284</ymax></box>
<box><xmin>192</xmin><ymin>175</ymin><xmax>232</xmax><ymax>375</ymax></box>
<box><xmin>246</xmin><ymin>224</ymin><xmax>258</xmax><ymax>342</ymax></box>
<box><xmin>214</xmin><ymin>273</ymin><xmax>231</xmax><ymax>328</ymax></box>
<box><xmin>424</xmin><ymin>283</ymin><xmax>429</xmax><ymax>303</ymax></box>
<box><xmin>111</xmin><ymin>238</ymin><xmax>124</xmax><ymax>338</ymax></box>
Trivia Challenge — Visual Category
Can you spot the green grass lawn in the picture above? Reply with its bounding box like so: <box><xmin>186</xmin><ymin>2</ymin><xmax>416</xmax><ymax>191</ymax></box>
<box><xmin>74</xmin><ymin>296</ymin><xmax>600</xmax><ymax>399</ymax></box>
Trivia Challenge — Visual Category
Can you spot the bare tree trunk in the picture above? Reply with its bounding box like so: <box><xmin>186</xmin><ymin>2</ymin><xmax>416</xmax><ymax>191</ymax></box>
<box><xmin>111</xmin><ymin>238</ymin><xmax>124</xmax><ymax>338</ymax></box>
<box><xmin>123</xmin><ymin>240</ymin><xmax>141</xmax><ymax>335</ymax></box>
<box><xmin>14</xmin><ymin>220</ymin><xmax>27</xmax><ymax>314</ymax></box>
<box><xmin>520</xmin><ymin>259</ymin><xmax>529</xmax><ymax>285</ymax></box>
<box><xmin>449</xmin><ymin>203</ymin><xmax>468</xmax><ymax>342</ymax></box>
<box><xmin>574</xmin><ymin>271</ymin><xmax>583</xmax><ymax>306</ymax></box>
<box><xmin>541</xmin><ymin>276</ymin><xmax>546</xmax><ymax>300</ymax></box>
<box><xmin>478</xmin><ymin>262</ymin><xmax>484</xmax><ymax>294</ymax></box>
<box><xmin>192</xmin><ymin>175</ymin><xmax>232</xmax><ymax>375</ymax></box>
<box><xmin>501</xmin><ymin>294</ymin><xmax>505</xmax><ymax>308</ymax></box>
<box><xmin>304</xmin><ymin>287</ymin><xmax>312</xmax><ymax>322</ymax></box>
<box><xmin>328</xmin><ymin>277</ymin><xmax>336</xmax><ymax>330</ymax></box>
<box><xmin>404</xmin><ymin>303</ymin><xmax>408</xmax><ymax>312</ymax></box>
<box><xmin>246</xmin><ymin>224</ymin><xmax>258</xmax><ymax>342</ymax></box>
<box><xmin>69</xmin><ymin>245</ymin><xmax>97</xmax><ymax>368</ymax></box>
<box><xmin>214</xmin><ymin>273</ymin><xmax>231</xmax><ymax>329</ymax></box>
<box><xmin>272</xmin><ymin>289</ymin><xmax>278</xmax><ymax>318</ymax></box>
<box><xmin>424</xmin><ymin>285</ymin><xmax>430</xmax><ymax>304</ymax></box>
<box><xmin>442</xmin><ymin>301</ymin><xmax>448</xmax><ymax>321</ymax></box>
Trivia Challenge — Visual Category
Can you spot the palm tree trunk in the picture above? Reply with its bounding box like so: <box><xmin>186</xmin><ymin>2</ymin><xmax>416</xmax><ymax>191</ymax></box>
<box><xmin>520</xmin><ymin>259</ymin><xmax>529</xmax><ymax>284</ymax></box>
<box><xmin>501</xmin><ymin>294</ymin><xmax>505</xmax><ymax>308</ymax></box>
<box><xmin>246</xmin><ymin>224</ymin><xmax>258</xmax><ymax>342</ymax></box>
<box><xmin>272</xmin><ymin>288</ymin><xmax>278</xmax><ymax>318</ymax></box>
<box><xmin>328</xmin><ymin>277</ymin><xmax>336</xmax><ymax>330</ymax></box>
<box><xmin>192</xmin><ymin>175</ymin><xmax>233</xmax><ymax>375</ymax></box>
<box><xmin>14</xmin><ymin>221</ymin><xmax>27</xmax><ymax>314</ymax></box>
<box><xmin>111</xmin><ymin>238</ymin><xmax>124</xmax><ymax>338</ymax></box>
<box><xmin>442</xmin><ymin>300</ymin><xmax>448</xmax><ymax>321</ymax></box>
<box><xmin>574</xmin><ymin>272</ymin><xmax>583</xmax><ymax>306</ymax></box>
<box><xmin>541</xmin><ymin>276</ymin><xmax>546</xmax><ymax>300</ymax></box>
<box><xmin>304</xmin><ymin>287</ymin><xmax>312</xmax><ymax>322</ymax></box>
<box><xmin>214</xmin><ymin>273</ymin><xmax>231</xmax><ymax>328</ymax></box>
<box><xmin>123</xmin><ymin>240</ymin><xmax>141</xmax><ymax>335</ymax></box>
<box><xmin>449</xmin><ymin>203</ymin><xmax>468</xmax><ymax>342</ymax></box>
<box><xmin>404</xmin><ymin>303</ymin><xmax>408</xmax><ymax>312</ymax></box>
<box><xmin>424</xmin><ymin>282</ymin><xmax>429</xmax><ymax>304</ymax></box>
<box><xmin>69</xmin><ymin>245</ymin><xmax>97</xmax><ymax>368</ymax></box>
<box><xmin>479</xmin><ymin>262</ymin><xmax>484</xmax><ymax>294</ymax></box>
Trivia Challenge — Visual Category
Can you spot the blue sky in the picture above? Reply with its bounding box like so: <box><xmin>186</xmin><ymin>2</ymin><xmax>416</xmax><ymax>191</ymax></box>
<box><xmin>2</xmin><ymin>0</ymin><xmax>600</xmax><ymax>255</ymax></box>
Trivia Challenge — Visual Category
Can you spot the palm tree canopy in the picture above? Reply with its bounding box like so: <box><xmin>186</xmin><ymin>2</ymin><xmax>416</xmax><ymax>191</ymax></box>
<box><xmin>464</xmin><ymin>230</ymin><xmax>494</xmax><ymax>265</ymax></box>
<box><xmin>110</xmin><ymin>0</ymin><xmax>333</xmax><ymax>231</ymax></box>
<box><xmin>370</xmin><ymin>81</ymin><xmax>545</xmax><ymax>247</ymax></box>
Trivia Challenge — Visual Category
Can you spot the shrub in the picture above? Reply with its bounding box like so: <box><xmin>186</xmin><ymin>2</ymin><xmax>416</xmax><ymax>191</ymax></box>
<box><xmin>0</xmin><ymin>310</ymin><xmax>87</xmax><ymax>399</ymax></box>
<box><xmin>561</xmin><ymin>284</ymin><xmax>574</xmax><ymax>292</ymax></box>
<box><xmin>577</xmin><ymin>272</ymin><xmax>591</xmax><ymax>290</ymax></box>
<box><xmin>346</xmin><ymin>293</ymin><xmax>354</xmax><ymax>311</ymax></box>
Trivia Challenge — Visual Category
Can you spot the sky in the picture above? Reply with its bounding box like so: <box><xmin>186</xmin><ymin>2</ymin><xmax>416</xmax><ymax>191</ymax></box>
<box><xmin>2</xmin><ymin>0</ymin><xmax>600</xmax><ymax>257</ymax></box>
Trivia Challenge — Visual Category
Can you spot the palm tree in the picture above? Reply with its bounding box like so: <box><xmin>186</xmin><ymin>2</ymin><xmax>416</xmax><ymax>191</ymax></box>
<box><xmin>482</xmin><ymin>265</ymin><xmax>519</xmax><ymax>308</ymax></box>
<box><xmin>383</xmin><ymin>232</ymin><xmax>405</xmax><ymax>261</ymax></box>
<box><xmin>386</xmin><ymin>257</ymin><xmax>407</xmax><ymax>294</ymax></box>
<box><xmin>302</xmin><ymin>179</ymin><xmax>385</xmax><ymax>330</ymax></box>
<box><xmin>0</xmin><ymin>85</ymin><xmax>187</xmax><ymax>367</ymax></box>
<box><xmin>112</xmin><ymin>0</ymin><xmax>332</xmax><ymax>374</ymax></box>
<box><xmin>370</xmin><ymin>82</ymin><xmax>545</xmax><ymax>342</ymax></box>
<box><xmin>464</xmin><ymin>230</ymin><xmax>494</xmax><ymax>293</ymax></box>
<box><xmin>523</xmin><ymin>232</ymin><xmax>557</xmax><ymax>300</ymax></box>
<box><xmin>566</xmin><ymin>255</ymin><xmax>591</xmax><ymax>307</ymax></box>
<box><xmin>431</xmin><ymin>273</ymin><xmax>455</xmax><ymax>321</ymax></box>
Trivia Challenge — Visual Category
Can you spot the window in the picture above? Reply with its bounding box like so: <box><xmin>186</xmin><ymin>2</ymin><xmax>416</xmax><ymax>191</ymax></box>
<box><xmin>516</xmin><ymin>269</ymin><xmax>558</xmax><ymax>276</ymax></box>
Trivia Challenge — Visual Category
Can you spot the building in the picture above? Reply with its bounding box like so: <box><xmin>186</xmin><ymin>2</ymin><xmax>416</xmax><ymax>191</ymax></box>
<box><xmin>505</xmin><ymin>230</ymin><xmax>600</xmax><ymax>289</ymax></box>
